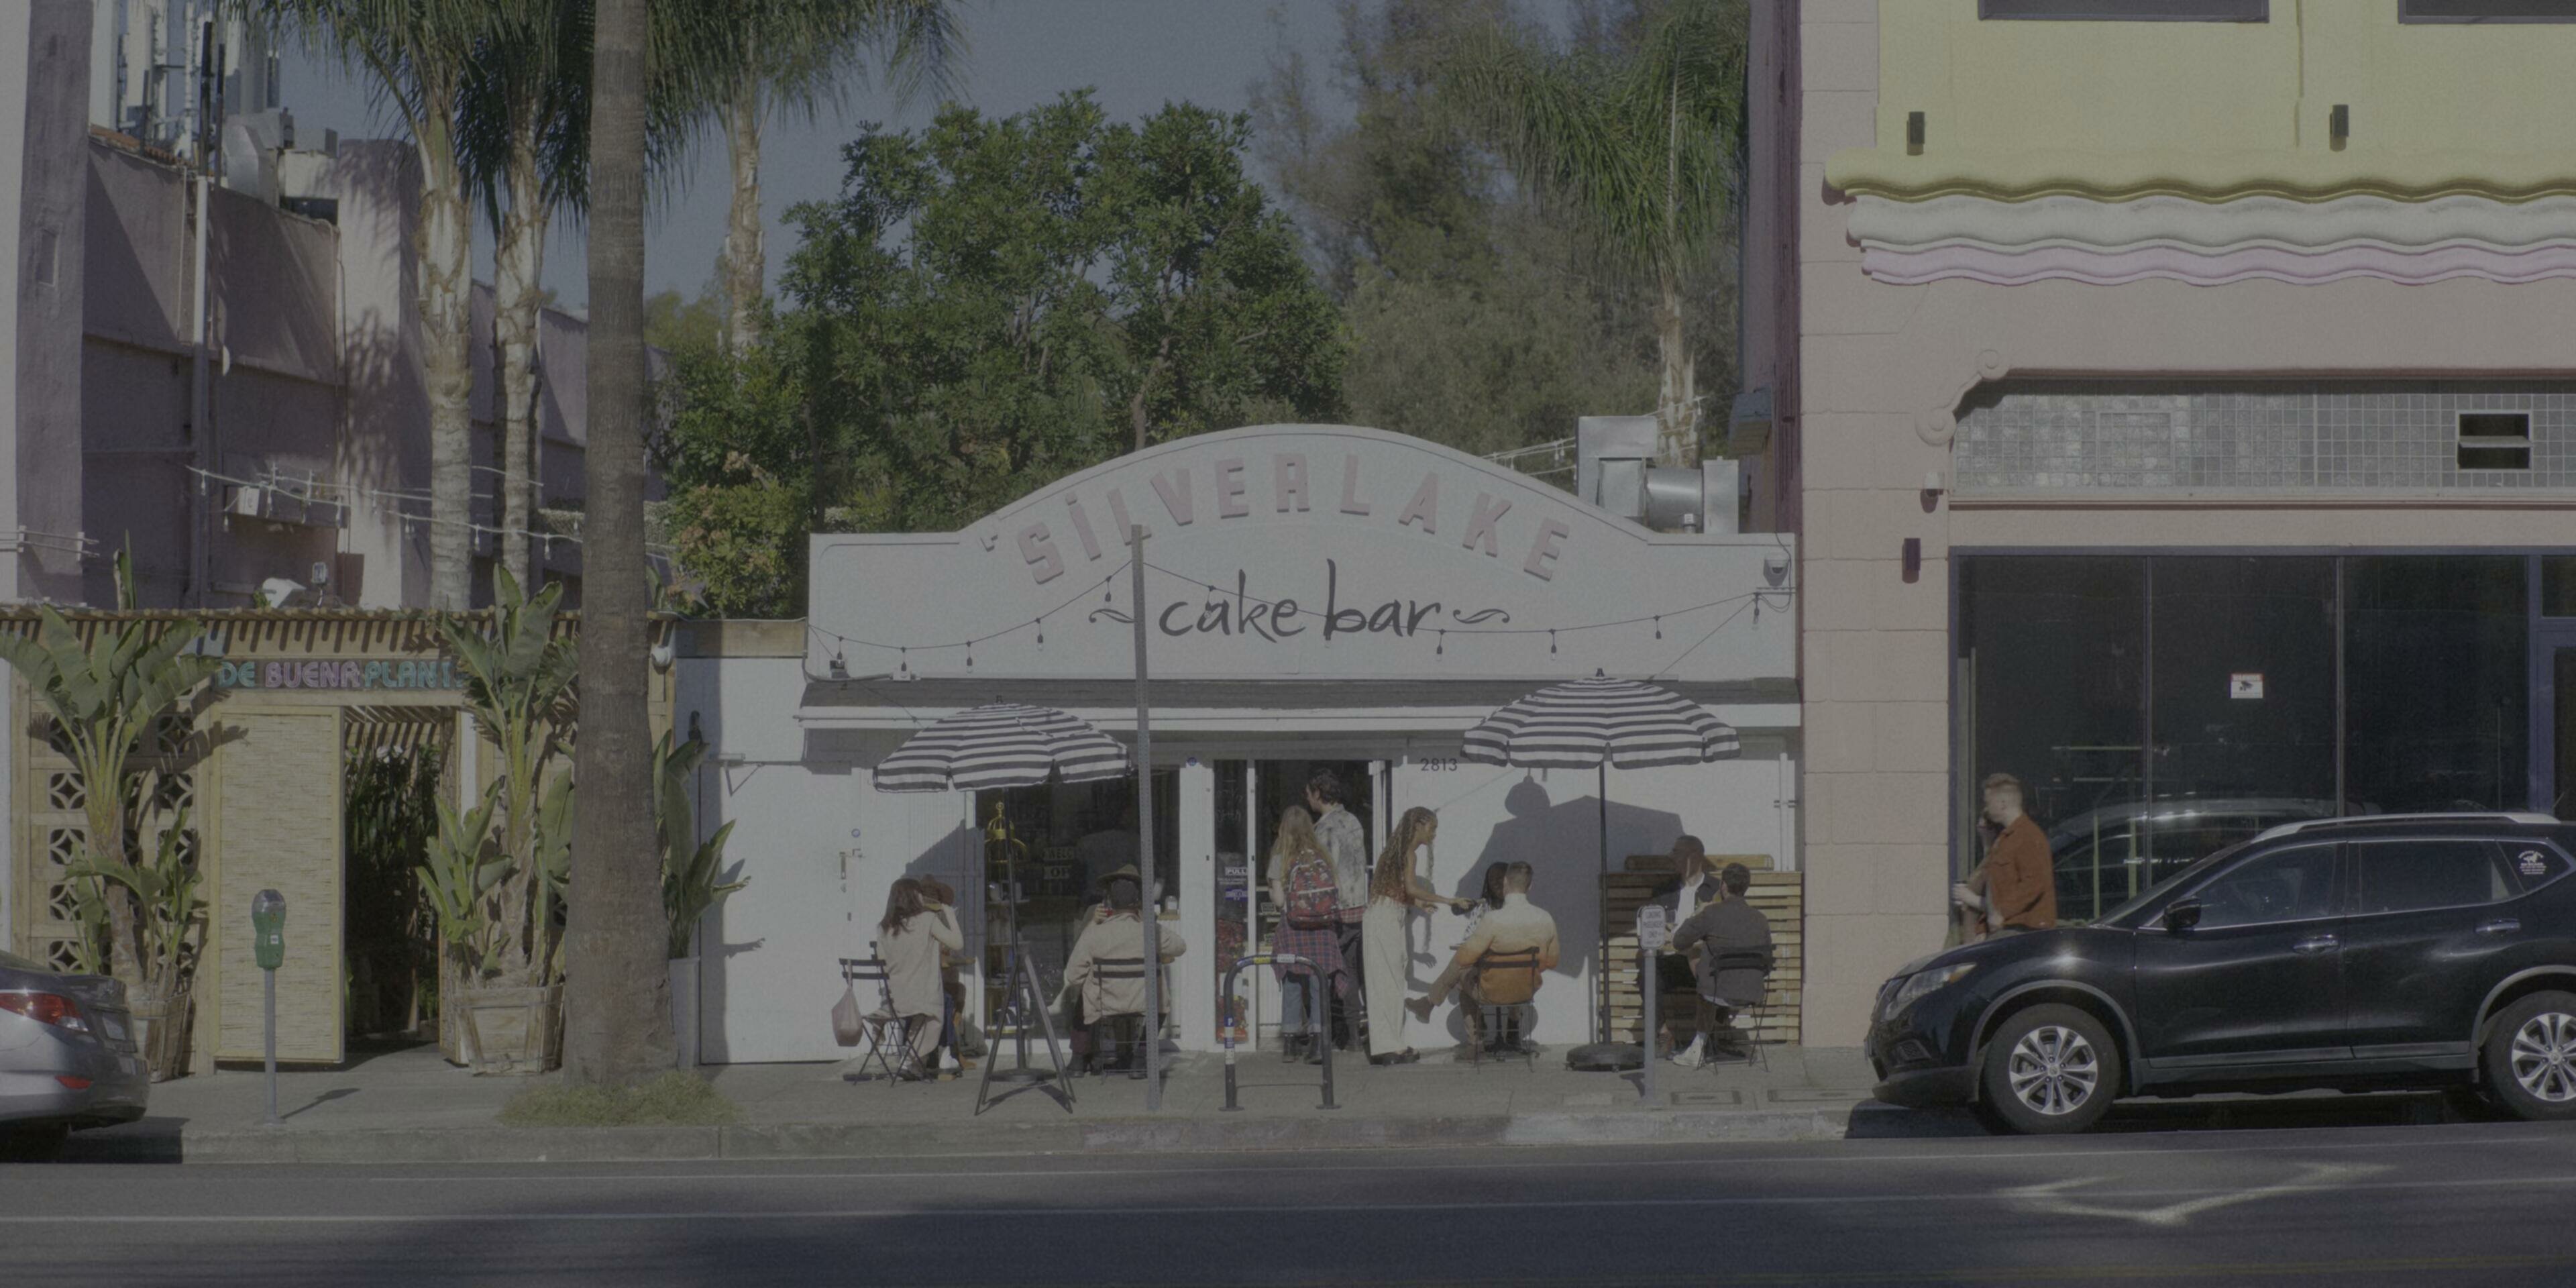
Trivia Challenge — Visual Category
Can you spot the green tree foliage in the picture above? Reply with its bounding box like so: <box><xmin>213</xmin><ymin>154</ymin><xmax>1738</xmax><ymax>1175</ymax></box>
<box><xmin>1250</xmin><ymin>0</ymin><xmax>1738</xmax><ymax>468</ymax></box>
<box><xmin>655</xmin><ymin>93</ymin><xmax>1346</xmax><ymax>608</ymax></box>
<box><xmin>643</xmin><ymin>280</ymin><xmax>729</xmax><ymax>358</ymax></box>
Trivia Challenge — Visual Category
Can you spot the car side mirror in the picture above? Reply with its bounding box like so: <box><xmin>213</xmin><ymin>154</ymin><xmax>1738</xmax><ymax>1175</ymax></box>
<box><xmin>2162</xmin><ymin>899</ymin><xmax>2203</xmax><ymax>934</ymax></box>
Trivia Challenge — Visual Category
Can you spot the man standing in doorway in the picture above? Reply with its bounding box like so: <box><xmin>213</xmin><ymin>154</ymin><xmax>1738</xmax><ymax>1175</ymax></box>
<box><xmin>1307</xmin><ymin>770</ymin><xmax>1368</xmax><ymax>1051</ymax></box>
<box><xmin>1953</xmin><ymin>773</ymin><xmax>2056</xmax><ymax>936</ymax></box>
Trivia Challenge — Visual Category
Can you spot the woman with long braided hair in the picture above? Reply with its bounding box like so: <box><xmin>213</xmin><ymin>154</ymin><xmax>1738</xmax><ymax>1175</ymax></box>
<box><xmin>1362</xmin><ymin>806</ymin><xmax>1473</xmax><ymax>1065</ymax></box>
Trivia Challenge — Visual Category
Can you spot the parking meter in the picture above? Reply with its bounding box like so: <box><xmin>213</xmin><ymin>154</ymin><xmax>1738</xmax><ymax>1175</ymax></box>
<box><xmin>251</xmin><ymin>890</ymin><xmax>285</xmax><ymax>1123</ymax></box>
<box><xmin>252</xmin><ymin>889</ymin><xmax>286</xmax><ymax>970</ymax></box>
<box><xmin>1638</xmin><ymin>904</ymin><xmax>1669</xmax><ymax>1103</ymax></box>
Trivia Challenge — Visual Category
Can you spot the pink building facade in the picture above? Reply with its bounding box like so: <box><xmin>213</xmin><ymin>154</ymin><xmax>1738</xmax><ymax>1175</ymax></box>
<box><xmin>1769</xmin><ymin>1</ymin><xmax>2576</xmax><ymax>1045</ymax></box>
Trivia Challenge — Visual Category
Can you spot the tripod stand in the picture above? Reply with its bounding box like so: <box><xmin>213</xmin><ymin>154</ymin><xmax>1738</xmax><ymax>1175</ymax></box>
<box><xmin>975</xmin><ymin>919</ymin><xmax>1077</xmax><ymax>1113</ymax></box>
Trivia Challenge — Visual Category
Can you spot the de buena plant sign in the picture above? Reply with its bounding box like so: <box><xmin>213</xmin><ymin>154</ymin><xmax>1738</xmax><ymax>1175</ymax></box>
<box><xmin>808</xmin><ymin>425</ymin><xmax>1794</xmax><ymax>684</ymax></box>
<box><xmin>213</xmin><ymin>658</ymin><xmax>464</xmax><ymax>691</ymax></box>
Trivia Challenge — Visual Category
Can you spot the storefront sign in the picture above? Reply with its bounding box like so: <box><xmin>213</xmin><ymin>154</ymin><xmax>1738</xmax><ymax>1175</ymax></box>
<box><xmin>213</xmin><ymin>659</ymin><xmax>465</xmax><ymax>691</ymax></box>
<box><xmin>808</xmin><ymin>425</ymin><xmax>1795</xmax><ymax>683</ymax></box>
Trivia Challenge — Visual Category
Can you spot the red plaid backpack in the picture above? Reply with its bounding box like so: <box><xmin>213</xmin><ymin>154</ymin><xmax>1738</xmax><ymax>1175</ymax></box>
<box><xmin>1283</xmin><ymin>853</ymin><xmax>1339</xmax><ymax>929</ymax></box>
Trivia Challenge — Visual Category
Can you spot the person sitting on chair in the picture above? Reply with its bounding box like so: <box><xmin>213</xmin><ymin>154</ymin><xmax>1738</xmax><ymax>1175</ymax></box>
<box><xmin>878</xmin><ymin>877</ymin><xmax>963</xmax><ymax>1080</ymax></box>
<box><xmin>1405</xmin><ymin>862</ymin><xmax>1558</xmax><ymax>1052</ymax></box>
<box><xmin>1060</xmin><ymin>865</ymin><xmax>1188</xmax><ymax>1075</ymax></box>
<box><xmin>1667</xmin><ymin>862</ymin><xmax>1773</xmax><ymax>1069</ymax></box>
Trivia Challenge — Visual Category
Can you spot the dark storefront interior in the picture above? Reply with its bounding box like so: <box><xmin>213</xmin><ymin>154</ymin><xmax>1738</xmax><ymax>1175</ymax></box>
<box><xmin>1957</xmin><ymin>553</ymin><xmax>2576</xmax><ymax>922</ymax></box>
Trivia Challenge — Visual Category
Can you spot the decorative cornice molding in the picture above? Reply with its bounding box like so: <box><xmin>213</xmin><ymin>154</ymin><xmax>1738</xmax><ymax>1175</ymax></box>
<box><xmin>1864</xmin><ymin>244</ymin><xmax>2576</xmax><ymax>287</ymax></box>
<box><xmin>1848</xmin><ymin>194</ymin><xmax>2576</xmax><ymax>254</ymax></box>
<box><xmin>1825</xmin><ymin>148</ymin><xmax>2576</xmax><ymax>203</ymax></box>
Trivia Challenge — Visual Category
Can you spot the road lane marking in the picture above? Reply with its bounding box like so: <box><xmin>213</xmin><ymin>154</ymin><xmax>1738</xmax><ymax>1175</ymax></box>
<box><xmin>353</xmin><ymin>1131</ymin><xmax>2572</xmax><ymax>1184</ymax></box>
<box><xmin>21</xmin><ymin>1167</ymin><xmax>2576</xmax><ymax>1224</ymax></box>
<box><xmin>2004</xmin><ymin>1162</ymin><xmax>2388</xmax><ymax>1227</ymax></box>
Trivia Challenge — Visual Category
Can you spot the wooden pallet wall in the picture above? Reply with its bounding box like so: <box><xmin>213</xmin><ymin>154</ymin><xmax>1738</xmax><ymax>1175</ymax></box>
<box><xmin>1599</xmin><ymin>854</ymin><xmax>1803</xmax><ymax>1046</ymax></box>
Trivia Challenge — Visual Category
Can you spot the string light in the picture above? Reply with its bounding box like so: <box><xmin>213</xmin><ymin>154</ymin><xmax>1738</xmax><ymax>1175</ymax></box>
<box><xmin>803</xmin><ymin>555</ymin><xmax>1790</xmax><ymax>673</ymax></box>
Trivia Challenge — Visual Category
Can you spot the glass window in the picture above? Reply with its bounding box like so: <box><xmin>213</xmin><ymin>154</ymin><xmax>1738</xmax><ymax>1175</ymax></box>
<box><xmin>2345</xmin><ymin>557</ymin><xmax>2527</xmax><ymax>813</ymax></box>
<box><xmin>2188</xmin><ymin>845</ymin><xmax>2339</xmax><ymax>929</ymax></box>
<box><xmin>1960</xmin><ymin>557</ymin><xmax>2147</xmax><ymax>853</ymax></box>
<box><xmin>2401</xmin><ymin>0</ymin><xmax>2576</xmax><ymax>21</ymax></box>
<box><xmin>2352</xmin><ymin>839</ymin><xmax>2510</xmax><ymax>915</ymax></box>
<box><xmin>2147</xmin><ymin>557</ymin><xmax>2337</xmax><ymax>830</ymax></box>
<box><xmin>1982</xmin><ymin>0</ymin><xmax>2268</xmax><ymax>17</ymax></box>
<box><xmin>2542</xmin><ymin>557</ymin><xmax>2576</xmax><ymax>617</ymax></box>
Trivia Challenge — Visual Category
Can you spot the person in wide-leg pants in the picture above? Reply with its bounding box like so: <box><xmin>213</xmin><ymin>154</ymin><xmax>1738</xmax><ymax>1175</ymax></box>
<box><xmin>1360</xmin><ymin>807</ymin><xmax>1471</xmax><ymax>1063</ymax></box>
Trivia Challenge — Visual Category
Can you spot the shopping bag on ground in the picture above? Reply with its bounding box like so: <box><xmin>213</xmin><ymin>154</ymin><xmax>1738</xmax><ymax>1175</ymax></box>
<box><xmin>830</xmin><ymin>983</ymin><xmax>866</xmax><ymax>1047</ymax></box>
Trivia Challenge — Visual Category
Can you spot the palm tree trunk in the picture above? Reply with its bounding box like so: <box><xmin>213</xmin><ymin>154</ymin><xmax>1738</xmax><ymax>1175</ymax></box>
<box><xmin>417</xmin><ymin>80</ymin><xmax>477</xmax><ymax>612</ymax></box>
<box><xmin>496</xmin><ymin>121</ymin><xmax>550</xmax><ymax>591</ymax></box>
<box><xmin>563</xmin><ymin>0</ymin><xmax>672</xmax><ymax>1085</ymax></box>
<box><xmin>81</xmin><ymin>745</ymin><xmax>143</xmax><ymax>984</ymax></box>
<box><xmin>720</xmin><ymin>73</ymin><xmax>764</xmax><ymax>354</ymax></box>
<box><xmin>1654</xmin><ymin>267</ymin><xmax>1698</xmax><ymax>469</ymax></box>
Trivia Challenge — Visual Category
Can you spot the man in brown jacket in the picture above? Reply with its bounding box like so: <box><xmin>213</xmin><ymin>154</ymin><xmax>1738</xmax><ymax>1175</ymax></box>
<box><xmin>1953</xmin><ymin>773</ymin><xmax>2057</xmax><ymax>936</ymax></box>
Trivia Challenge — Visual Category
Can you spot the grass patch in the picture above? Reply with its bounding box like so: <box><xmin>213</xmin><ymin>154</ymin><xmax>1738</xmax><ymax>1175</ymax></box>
<box><xmin>498</xmin><ymin>1071</ymin><xmax>743</xmax><ymax>1128</ymax></box>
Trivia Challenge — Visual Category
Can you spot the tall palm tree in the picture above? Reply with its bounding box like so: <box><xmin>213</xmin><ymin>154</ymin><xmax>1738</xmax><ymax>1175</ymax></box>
<box><xmin>261</xmin><ymin>1</ymin><xmax>491</xmax><ymax>607</ymax></box>
<box><xmin>714</xmin><ymin>0</ymin><xmax>961</xmax><ymax>354</ymax></box>
<box><xmin>1442</xmin><ymin>0</ymin><xmax>1746</xmax><ymax>467</ymax></box>
<box><xmin>560</xmin><ymin>0</ymin><xmax>666</xmax><ymax>1084</ymax></box>
<box><xmin>461</xmin><ymin>0</ymin><xmax>589</xmax><ymax>589</ymax></box>
<box><xmin>460</xmin><ymin>0</ymin><xmax>736</xmax><ymax>588</ymax></box>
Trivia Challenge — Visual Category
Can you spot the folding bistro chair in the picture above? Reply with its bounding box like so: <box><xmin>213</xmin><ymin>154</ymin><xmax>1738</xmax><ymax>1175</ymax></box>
<box><xmin>1464</xmin><ymin>948</ymin><xmax>1544</xmax><ymax>1069</ymax></box>
<box><xmin>1086</xmin><ymin>957</ymin><xmax>1148</xmax><ymax>1077</ymax></box>
<box><xmin>1703</xmin><ymin>948</ymin><xmax>1776</xmax><ymax>1073</ymax></box>
<box><xmin>840</xmin><ymin>953</ymin><xmax>926</xmax><ymax>1085</ymax></box>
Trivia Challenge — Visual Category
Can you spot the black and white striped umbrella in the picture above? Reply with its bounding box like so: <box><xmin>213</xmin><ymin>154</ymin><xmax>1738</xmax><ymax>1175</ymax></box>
<box><xmin>1460</xmin><ymin>671</ymin><xmax>1737</xmax><ymax>1059</ymax></box>
<box><xmin>871</xmin><ymin>702</ymin><xmax>1131</xmax><ymax>794</ymax></box>
<box><xmin>1460</xmin><ymin>672</ymin><xmax>1739</xmax><ymax>771</ymax></box>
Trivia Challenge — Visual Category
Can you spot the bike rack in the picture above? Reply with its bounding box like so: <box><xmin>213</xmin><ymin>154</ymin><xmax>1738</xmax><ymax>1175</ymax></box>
<box><xmin>1219</xmin><ymin>953</ymin><xmax>1336</xmax><ymax>1112</ymax></box>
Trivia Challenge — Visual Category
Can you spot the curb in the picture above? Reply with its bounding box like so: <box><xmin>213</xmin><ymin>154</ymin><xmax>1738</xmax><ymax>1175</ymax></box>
<box><xmin>81</xmin><ymin>1106</ymin><xmax>1852</xmax><ymax>1165</ymax></box>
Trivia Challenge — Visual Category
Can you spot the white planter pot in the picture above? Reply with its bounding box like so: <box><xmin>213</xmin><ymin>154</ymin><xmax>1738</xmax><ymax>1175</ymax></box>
<box><xmin>669</xmin><ymin>956</ymin><xmax>700</xmax><ymax>1069</ymax></box>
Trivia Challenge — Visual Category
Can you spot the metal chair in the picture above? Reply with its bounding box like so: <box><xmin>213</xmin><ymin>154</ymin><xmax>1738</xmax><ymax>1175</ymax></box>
<box><xmin>1086</xmin><ymin>957</ymin><xmax>1149</xmax><ymax>1077</ymax></box>
<box><xmin>1703</xmin><ymin>947</ymin><xmax>1775</xmax><ymax>1073</ymax></box>
<box><xmin>1464</xmin><ymin>947</ymin><xmax>1544</xmax><ymax>1069</ymax></box>
<box><xmin>839</xmin><ymin>953</ymin><xmax>926</xmax><ymax>1085</ymax></box>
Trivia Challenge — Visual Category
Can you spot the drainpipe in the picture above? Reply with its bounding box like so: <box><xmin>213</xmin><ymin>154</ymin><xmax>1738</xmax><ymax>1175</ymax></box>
<box><xmin>188</xmin><ymin>167</ymin><xmax>211</xmax><ymax>607</ymax></box>
<box><xmin>186</xmin><ymin>11</ymin><xmax>215</xmax><ymax>606</ymax></box>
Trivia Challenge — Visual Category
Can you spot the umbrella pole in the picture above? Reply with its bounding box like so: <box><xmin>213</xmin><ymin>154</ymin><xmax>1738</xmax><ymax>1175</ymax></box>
<box><xmin>1597</xmin><ymin>762</ymin><xmax>1609</xmax><ymax>1045</ymax></box>
<box><xmin>1132</xmin><ymin>527</ymin><xmax>1163</xmax><ymax>1112</ymax></box>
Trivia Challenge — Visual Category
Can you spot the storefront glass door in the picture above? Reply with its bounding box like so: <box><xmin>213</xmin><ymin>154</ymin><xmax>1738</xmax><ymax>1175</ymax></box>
<box><xmin>1212</xmin><ymin>759</ymin><xmax>1375</xmax><ymax>1047</ymax></box>
<box><xmin>2534</xmin><ymin>626</ymin><xmax>2576</xmax><ymax>819</ymax></box>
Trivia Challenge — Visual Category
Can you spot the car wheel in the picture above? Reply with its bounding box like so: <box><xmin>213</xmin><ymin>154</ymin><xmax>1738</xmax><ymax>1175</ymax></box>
<box><xmin>1980</xmin><ymin>1004</ymin><xmax>2121</xmax><ymax>1135</ymax></box>
<box><xmin>0</xmin><ymin>1122</ymin><xmax>70</xmax><ymax>1163</ymax></box>
<box><xmin>2482</xmin><ymin>991</ymin><xmax>2576</xmax><ymax>1122</ymax></box>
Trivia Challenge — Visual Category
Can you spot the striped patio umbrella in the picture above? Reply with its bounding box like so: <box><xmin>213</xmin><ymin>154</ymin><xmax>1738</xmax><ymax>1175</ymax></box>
<box><xmin>1460</xmin><ymin>672</ymin><xmax>1740</xmax><ymax>770</ymax></box>
<box><xmin>871</xmin><ymin>702</ymin><xmax>1131</xmax><ymax>794</ymax></box>
<box><xmin>1460</xmin><ymin>671</ymin><xmax>1739</xmax><ymax>1064</ymax></box>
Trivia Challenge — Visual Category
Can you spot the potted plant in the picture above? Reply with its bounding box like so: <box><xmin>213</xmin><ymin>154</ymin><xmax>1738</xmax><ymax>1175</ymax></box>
<box><xmin>0</xmin><ymin>557</ymin><xmax>217</xmax><ymax>1078</ymax></box>
<box><xmin>433</xmin><ymin>568</ymin><xmax>578</xmax><ymax>1072</ymax></box>
<box><xmin>655</xmin><ymin>729</ymin><xmax>741</xmax><ymax>1069</ymax></box>
<box><xmin>416</xmin><ymin>786</ymin><xmax>506</xmax><ymax>1067</ymax></box>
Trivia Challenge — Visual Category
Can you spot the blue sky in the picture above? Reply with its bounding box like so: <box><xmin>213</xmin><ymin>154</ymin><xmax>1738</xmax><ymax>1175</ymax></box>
<box><xmin>279</xmin><ymin>0</ymin><xmax>1353</xmax><ymax>308</ymax></box>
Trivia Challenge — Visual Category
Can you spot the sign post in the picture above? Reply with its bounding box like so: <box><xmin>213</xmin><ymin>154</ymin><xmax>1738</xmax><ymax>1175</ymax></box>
<box><xmin>1131</xmin><ymin>525</ymin><xmax>1161</xmax><ymax>1113</ymax></box>
<box><xmin>250</xmin><ymin>890</ymin><xmax>286</xmax><ymax>1126</ymax></box>
<box><xmin>1636</xmin><ymin>903</ymin><xmax>1668</xmax><ymax>1104</ymax></box>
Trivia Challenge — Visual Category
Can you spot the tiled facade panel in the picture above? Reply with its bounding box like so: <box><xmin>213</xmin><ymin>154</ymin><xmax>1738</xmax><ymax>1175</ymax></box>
<box><xmin>1956</xmin><ymin>383</ymin><xmax>2576</xmax><ymax>490</ymax></box>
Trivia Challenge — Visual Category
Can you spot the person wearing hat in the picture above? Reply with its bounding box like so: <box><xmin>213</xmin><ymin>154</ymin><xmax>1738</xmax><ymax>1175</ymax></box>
<box><xmin>1058</xmin><ymin>863</ymin><xmax>1188</xmax><ymax>1075</ymax></box>
<box><xmin>1666</xmin><ymin>862</ymin><xmax>1774</xmax><ymax>1069</ymax></box>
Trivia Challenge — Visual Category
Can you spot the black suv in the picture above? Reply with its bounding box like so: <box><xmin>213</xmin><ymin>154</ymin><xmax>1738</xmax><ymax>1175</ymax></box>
<box><xmin>1867</xmin><ymin>813</ymin><xmax>2576</xmax><ymax>1134</ymax></box>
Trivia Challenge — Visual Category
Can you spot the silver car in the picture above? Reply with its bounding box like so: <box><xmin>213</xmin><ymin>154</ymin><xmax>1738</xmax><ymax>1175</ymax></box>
<box><xmin>1</xmin><ymin>949</ymin><xmax>149</xmax><ymax>1156</ymax></box>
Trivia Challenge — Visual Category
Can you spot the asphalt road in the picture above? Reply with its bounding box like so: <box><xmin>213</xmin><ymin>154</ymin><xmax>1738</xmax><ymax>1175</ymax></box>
<box><xmin>10</xmin><ymin>1117</ymin><xmax>2576</xmax><ymax>1286</ymax></box>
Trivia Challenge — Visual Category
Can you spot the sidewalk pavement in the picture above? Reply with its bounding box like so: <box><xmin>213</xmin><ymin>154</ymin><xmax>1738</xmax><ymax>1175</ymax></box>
<box><xmin>67</xmin><ymin>1039</ymin><xmax>1890</xmax><ymax>1165</ymax></box>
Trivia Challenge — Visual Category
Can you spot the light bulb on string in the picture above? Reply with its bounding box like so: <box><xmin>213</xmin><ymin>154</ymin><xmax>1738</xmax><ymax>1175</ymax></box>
<box><xmin>1549</xmin><ymin>629</ymin><xmax>1558</xmax><ymax>655</ymax></box>
<box><xmin>898</xmin><ymin>648</ymin><xmax>909</xmax><ymax>678</ymax></box>
<box><xmin>1654</xmin><ymin>616</ymin><xmax>1662</xmax><ymax>640</ymax></box>
<box><xmin>1035</xmin><ymin>619</ymin><xmax>1044</xmax><ymax>645</ymax></box>
<box><xmin>965</xmin><ymin>641</ymin><xmax>974</xmax><ymax>670</ymax></box>
<box><xmin>1436</xmin><ymin>630</ymin><xmax>1445</xmax><ymax>656</ymax></box>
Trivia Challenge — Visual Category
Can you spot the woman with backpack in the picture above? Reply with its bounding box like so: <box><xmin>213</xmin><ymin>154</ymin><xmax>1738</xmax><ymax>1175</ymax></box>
<box><xmin>1268</xmin><ymin>806</ymin><xmax>1344</xmax><ymax>1065</ymax></box>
